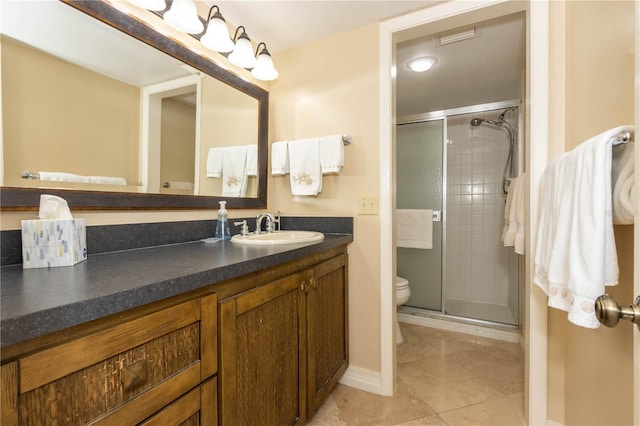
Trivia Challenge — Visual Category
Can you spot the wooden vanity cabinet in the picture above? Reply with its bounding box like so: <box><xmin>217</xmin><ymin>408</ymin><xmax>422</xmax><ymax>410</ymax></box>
<box><xmin>1</xmin><ymin>293</ymin><xmax>218</xmax><ymax>426</ymax></box>
<box><xmin>305</xmin><ymin>253</ymin><xmax>349</xmax><ymax>415</ymax></box>
<box><xmin>218</xmin><ymin>250</ymin><xmax>349</xmax><ymax>425</ymax></box>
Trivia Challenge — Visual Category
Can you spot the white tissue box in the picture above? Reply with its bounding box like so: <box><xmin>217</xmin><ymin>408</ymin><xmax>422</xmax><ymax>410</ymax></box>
<box><xmin>21</xmin><ymin>219</ymin><xmax>87</xmax><ymax>269</ymax></box>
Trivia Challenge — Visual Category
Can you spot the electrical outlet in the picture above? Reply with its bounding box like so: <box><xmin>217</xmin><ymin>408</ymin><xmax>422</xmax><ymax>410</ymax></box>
<box><xmin>358</xmin><ymin>195</ymin><xmax>379</xmax><ymax>215</ymax></box>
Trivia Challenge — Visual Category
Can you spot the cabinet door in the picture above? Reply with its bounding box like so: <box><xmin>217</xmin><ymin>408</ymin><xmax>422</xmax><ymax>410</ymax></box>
<box><xmin>306</xmin><ymin>253</ymin><xmax>349</xmax><ymax>415</ymax></box>
<box><xmin>219</xmin><ymin>273</ymin><xmax>305</xmax><ymax>426</ymax></box>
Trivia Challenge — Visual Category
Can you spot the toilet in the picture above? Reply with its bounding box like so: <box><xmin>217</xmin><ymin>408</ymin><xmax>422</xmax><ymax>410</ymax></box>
<box><xmin>396</xmin><ymin>276</ymin><xmax>411</xmax><ymax>344</ymax></box>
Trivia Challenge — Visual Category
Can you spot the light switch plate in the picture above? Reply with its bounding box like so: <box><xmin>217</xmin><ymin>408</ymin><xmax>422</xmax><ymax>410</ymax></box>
<box><xmin>358</xmin><ymin>195</ymin><xmax>378</xmax><ymax>215</ymax></box>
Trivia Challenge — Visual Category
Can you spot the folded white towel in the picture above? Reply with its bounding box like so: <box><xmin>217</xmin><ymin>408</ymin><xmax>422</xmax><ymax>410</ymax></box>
<box><xmin>503</xmin><ymin>173</ymin><xmax>526</xmax><ymax>255</ymax></box>
<box><xmin>533</xmin><ymin>126</ymin><xmax>632</xmax><ymax>329</ymax></box>
<box><xmin>206</xmin><ymin>148</ymin><xmax>223</xmax><ymax>178</ymax></box>
<box><xmin>87</xmin><ymin>176</ymin><xmax>127</xmax><ymax>186</ymax></box>
<box><xmin>39</xmin><ymin>172</ymin><xmax>90</xmax><ymax>183</ymax></box>
<box><xmin>612</xmin><ymin>142</ymin><xmax>635</xmax><ymax>224</ymax></box>
<box><xmin>396</xmin><ymin>209</ymin><xmax>433</xmax><ymax>249</ymax></box>
<box><xmin>288</xmin><ymin>138</ymin><xmax>322</xmax><ymax>196</ymax></box>
<box><xmin>271</xmin><ymin>141</ymin><xmax>289</xmax><ymax>175</ymax></box>
<box><xmin>320</xmin><ymin>134</ymin><xmax>344</xmax><ymax>174</ymax></box>
<box><xmin>221</xmin><ymin>146</ymin><xmax>248</xmax><ymax>197</ymax></box>
<box><xmin>246</xmin><ymin>144</ymin><xmax>258</xmax><ymax>177</ymax></box>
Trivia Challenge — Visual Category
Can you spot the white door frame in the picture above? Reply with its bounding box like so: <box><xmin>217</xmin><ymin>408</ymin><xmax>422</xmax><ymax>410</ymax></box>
<box><xmin>140</xmin><ymin>74</ymin><xmax>202</xmax><ymax>194</ymax></box>
<box><xmin>379</xmin><ymin>1</ymin><xmax>549</xmax><ymax>423</ymax></box>
<box><xmin>634</xmin><ymin>5</ymin><xmax>640</xmax><ymax>425</ymax></box>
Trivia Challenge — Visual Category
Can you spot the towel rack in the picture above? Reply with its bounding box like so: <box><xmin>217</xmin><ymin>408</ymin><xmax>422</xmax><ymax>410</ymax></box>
<box><xmin>615</xmin><ymin>130</ymin><xmax>634</xmax><ymax>144</ymax></box>
<box><xmin>342</xmin><ymin>135</ymin><xmax>352</xmax><ymax>145</ymax></box>
<box><xmin>21</xmin><ymin>171</ymin><xmax>39</xmax><ymax>179</ymax></box>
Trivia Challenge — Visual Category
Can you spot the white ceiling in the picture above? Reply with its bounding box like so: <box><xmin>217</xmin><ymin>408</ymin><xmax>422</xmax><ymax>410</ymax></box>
<box><xmin>1</xmin><ymin>1</ymin><xmax>525</xmax><ymax>117</ymax></box>
<box><xmin>209</xmin><ymin>1</ymin><xmax>439</xmax><ymax>54</ymax></box>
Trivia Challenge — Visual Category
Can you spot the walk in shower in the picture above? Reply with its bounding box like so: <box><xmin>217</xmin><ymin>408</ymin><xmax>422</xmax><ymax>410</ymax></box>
<box><xmin>397</xmin><ymin>100</ymin><xmax>522</xmax><ymax>327</ymax></box>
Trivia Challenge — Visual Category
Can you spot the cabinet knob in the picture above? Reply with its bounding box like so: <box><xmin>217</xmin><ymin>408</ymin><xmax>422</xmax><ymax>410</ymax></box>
<box><xmin>122</xmin><ymin>359</ymin><xmax>148</xmax><ymax>390</ymax></box>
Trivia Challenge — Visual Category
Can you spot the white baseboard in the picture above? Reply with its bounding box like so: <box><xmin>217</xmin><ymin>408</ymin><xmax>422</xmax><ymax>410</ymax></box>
<box><xmin>398</xmin><ymin>312</ymin><xmax>521</xmax><ymax>343</ymax></box>
<box><xmin>338</xmin><ymin>365</ymin><xmax>386</xmax><ymax>395</ymax></box>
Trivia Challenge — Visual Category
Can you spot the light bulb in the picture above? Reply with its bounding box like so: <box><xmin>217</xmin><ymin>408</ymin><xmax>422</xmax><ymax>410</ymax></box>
<box><xmin>201</xmin><ymin>15</ymin><xmax>234</xmax><ymax>53</ymax></box>
<box><xmin>228</xmin><ymin>33</ymin><xmax>256</xmax><ymax>69</ymax></box>
<box><xmin>163</xmin><ymin>0</ymin><xmax>203</xmax><ymax>34</ymax></box>
<box><xmin>251</xmin><ymin>48</ymin><xmax>278</xmax><ymax>81</ymax></box>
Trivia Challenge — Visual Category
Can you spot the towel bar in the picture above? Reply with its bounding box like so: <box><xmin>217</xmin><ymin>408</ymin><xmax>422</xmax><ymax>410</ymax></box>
<box><xmin>615</xmin><ymin>130</ymin><xmax>634</xmax><ymax>144</ymax></box>
<box><xmin>21</xmin><ymin>171</ymin><xmax>39</xmax><ymax>179</ymax></box>
<box><xmin>341</xmin><ymin>135</ymin><xmax>352</xmax><ymax>145</ymax></box>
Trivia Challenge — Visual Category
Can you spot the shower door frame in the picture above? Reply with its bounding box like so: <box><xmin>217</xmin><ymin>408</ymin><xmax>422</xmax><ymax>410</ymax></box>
<box><xmin>397</xmin><ymin>99</ymin><xmax>522</xmax><ymax>328</ymax></box>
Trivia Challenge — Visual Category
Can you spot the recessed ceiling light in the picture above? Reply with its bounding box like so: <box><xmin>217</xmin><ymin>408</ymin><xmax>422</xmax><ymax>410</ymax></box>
<box><xmin>407</xmin><ymin>56</ymin><xmax>438</xmax><ymax>72</ymax></box>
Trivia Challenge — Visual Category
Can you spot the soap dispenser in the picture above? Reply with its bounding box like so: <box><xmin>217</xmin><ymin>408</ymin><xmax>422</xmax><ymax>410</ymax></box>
<box><xmin>215</xmin><ymin>201</ymin><xmax>231</xmax><ymax>240</ymax></box>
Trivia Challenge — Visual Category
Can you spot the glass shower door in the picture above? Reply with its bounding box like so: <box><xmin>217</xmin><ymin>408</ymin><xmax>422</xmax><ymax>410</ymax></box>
<box><xmin>396</xmin><ymin>120</ymin><xmax>444</xmax><ymax>312</ymax></box>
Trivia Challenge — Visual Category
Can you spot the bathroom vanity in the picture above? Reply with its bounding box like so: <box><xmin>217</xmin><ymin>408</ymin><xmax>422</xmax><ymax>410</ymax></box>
<box><xmin>0</xmin><ymin>234</ymin><xmax>351</xmax><ymax>425</ymax></box>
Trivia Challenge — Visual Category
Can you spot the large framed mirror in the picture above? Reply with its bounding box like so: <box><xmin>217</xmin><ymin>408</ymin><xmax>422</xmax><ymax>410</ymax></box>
<box><xmin>0</xmin><ymin>0</ymin><xmax>268</xmax><ymax>210</ymax></box>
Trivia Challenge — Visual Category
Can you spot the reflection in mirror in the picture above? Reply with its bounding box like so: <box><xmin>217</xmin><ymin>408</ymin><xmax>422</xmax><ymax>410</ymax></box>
<box><xmin>0</xmin><ymin>0</ymin><xmax>267</xmax><ymax>210</ymax></box>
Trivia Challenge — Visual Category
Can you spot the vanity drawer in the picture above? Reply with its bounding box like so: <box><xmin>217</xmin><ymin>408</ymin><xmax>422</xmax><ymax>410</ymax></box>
<box><xmin>11</xmin><ymin>293</ymin><xmax>217</xmax><ymax>425</ymax></box>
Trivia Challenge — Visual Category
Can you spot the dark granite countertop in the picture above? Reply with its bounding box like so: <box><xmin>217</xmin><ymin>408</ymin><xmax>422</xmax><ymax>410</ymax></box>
<box><xmin>1</xmin><ymin>233</ymin><xmax>352</xmax><ymax>348</ymax></box>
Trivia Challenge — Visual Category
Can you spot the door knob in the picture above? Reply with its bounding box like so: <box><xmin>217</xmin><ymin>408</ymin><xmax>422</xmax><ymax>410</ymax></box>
<box><xmin>594</xmin><ymin>294</ymin><xmax>640</xmax><ymax>330</ymax></box>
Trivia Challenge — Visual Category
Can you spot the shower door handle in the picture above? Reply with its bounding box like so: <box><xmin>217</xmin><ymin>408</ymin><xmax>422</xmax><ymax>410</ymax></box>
<box><xmin>594</xmin><ymin>294</ymin><xmax>640</xmax><ymax>330</ymax></box>
<box><xmin>432</xmin><ymin>210</ymin><xmax>442</xmax><ymax>222</ymax></box>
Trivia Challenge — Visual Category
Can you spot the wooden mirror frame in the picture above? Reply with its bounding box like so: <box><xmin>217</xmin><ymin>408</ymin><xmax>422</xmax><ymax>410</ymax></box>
<box><xmin>0</xmin><ymin>0</ymin><xmax>268</xmax><ymax>211</ymax></box>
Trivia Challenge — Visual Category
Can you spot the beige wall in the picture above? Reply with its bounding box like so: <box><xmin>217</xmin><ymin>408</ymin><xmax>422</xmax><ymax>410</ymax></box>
<box><xmin>547</xmin><ymin>1</ymin><xmax>636</xmax><ymax>424</ymax></box>
<box><xmin>198</xmin><ymin>76</ymin><xmax>259</xmax><ymax>197</ymax></box>
<box><xmin>1</xmin><ymin>36</ymin><xmax>140</xmax><ymax>187</ymax></box>
<box><xmin>269</xmin><ymin>24</ymin><xmax>382</xmax><ymax>372</ymax></box>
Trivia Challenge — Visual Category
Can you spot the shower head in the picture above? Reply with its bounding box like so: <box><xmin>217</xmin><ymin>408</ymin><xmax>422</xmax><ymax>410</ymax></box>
<box><xmin>470</xmin><ymin>118</ymin><xmax>483</xmax><ymax>126</ymax></box>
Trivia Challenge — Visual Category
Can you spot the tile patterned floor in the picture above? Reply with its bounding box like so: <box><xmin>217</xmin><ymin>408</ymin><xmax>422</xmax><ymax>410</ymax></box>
<box><xmin>308</xmin><ymin>322</ymin><xmax>524</xmax><ymax>426</ymax></box>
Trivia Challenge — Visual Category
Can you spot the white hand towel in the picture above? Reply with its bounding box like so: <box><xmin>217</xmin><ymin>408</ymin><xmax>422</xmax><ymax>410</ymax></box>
<box><xmin>221</xmin><ymin>146</ymin><xmax>248</xmax><ymax>197</ymax></box>
<box><xmin>611</xmin><ymin>142</ymin><xmax>635</xmax><ymax>224</ymax></box>
<box><xmin>514</xmin><ymin>173</ymin><xmax>527</xmax><ymax>255</ymax></box>
<box><xmin>288</xmin><ymin>138</ymin><xmax>322</xmax><ymax>196</ymax></box>
<box><xmin>246</xmin><ymin>144</ymin><xmax>258</xmax><ymax>177</ymax></box>
<box><xmin>502</xmin><ymin>179</ymin><xmax>514</xmax><ymax>241</ymax></box>
<box><xmin>38</xmin><ymin>171</ymin><xmax>90</xmax><ymax>183</ymax></box>
<box><xmin>396</xmin><ymin>209</ymin><xmax>433</xmax><ymax>249</ymax></box>
<box><xmin>320</xmin><ymin>134</ymin><xmax>344</xmax><ymax>174</ymax></box>
<box><xmin>206</xmin><ymin>148</ymin><xmax>223</xmax><ymax>178</ymax></box>
<box><xmin>271</xmin><ymin>141</ymin><xmax>289</xmax><ymax>175</ymax></box>
<box><xmin>533</xmin><ymin>126</ymin><xmax>632</xmax><ymax>329</ymax></box>
<box><xmin>503</xmin><ymin>174</ymin><xmax>526</xmax><ymax>254</ymax></box>
<box><xmin>87</xmin><ymin>176</ymin><xmax>127</xmax><ymax>186</ymax></box>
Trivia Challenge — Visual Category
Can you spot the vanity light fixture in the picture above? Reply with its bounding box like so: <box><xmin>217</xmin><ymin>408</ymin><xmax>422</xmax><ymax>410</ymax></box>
<box><xmin>163</xmin><ymin>0</ymin><xmax>203</xmax><ymax>34</ymax></box>
<box><xmin>228</xmin><ymin>26</ymin><xmax>257</xmax><ymax>69</ymax></box>
<box><xmin>200</xmin><ymin>5</ymin><xmax>234</xmax><ymax>53</ymax></box>
<box><xmin>407</xmin><ymin>56</ymin><xmax>438</xmax><ymax>72</ymax></box>
<box><xmin>251</xmin><ymin>42</ymin><xmax>279</xmax><ymax>81</ymax></box>
<box><xmin>126</xmin><ymin>0</ymin><xmax>166</xmax><ymax>11</ymax></box>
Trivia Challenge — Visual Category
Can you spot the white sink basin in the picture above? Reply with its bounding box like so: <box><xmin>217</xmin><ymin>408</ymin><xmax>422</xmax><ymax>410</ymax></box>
<box><xmin>231</xmin><ymin>230</ymin><xmax>324</xmax><ymax>246</ymax></box>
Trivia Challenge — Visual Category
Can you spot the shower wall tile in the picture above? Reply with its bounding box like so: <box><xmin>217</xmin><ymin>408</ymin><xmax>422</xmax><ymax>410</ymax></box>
<box><xmin>445</xmin><ymin>112</ymin><xmax>513</xmax><ymax>306</ymax></box>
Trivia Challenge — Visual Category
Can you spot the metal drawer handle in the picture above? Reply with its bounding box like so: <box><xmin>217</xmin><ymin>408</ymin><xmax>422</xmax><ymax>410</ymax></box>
<box><xmin>595</xmin><ymin>294</ymin><xmax>640</xmax><ymax>330</ymax></box>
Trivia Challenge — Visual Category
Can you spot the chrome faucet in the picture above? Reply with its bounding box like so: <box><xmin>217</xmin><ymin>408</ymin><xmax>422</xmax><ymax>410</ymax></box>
<box><xmin>255</xmin><ymin>213</ymin><xmax>276</xmax><ymax>234</ymax></box>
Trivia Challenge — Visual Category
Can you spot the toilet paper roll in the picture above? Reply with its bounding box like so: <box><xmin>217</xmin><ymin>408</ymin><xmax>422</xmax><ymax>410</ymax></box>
<box><xmin>38</xmin><ymin>194</ymin><xmax>73</xmax><ymax>220</ymax></box>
